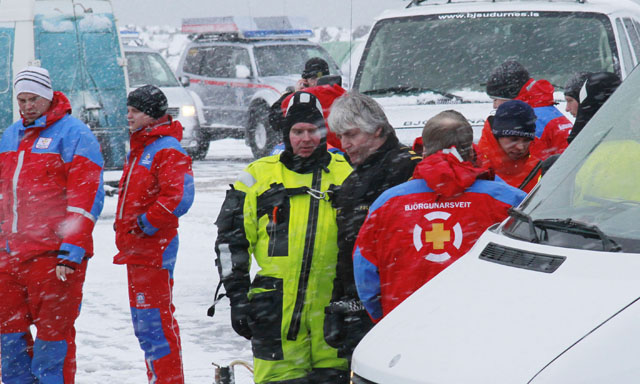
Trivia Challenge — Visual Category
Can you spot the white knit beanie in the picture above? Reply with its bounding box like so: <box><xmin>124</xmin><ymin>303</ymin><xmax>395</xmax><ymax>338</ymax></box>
<box><xmin>14</xmin><ymin>66</ymin><xmax>54</xmax><ymax>101</ymax></box>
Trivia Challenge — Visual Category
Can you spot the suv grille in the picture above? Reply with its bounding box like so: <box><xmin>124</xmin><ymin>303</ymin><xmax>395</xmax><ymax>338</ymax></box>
<box><xmin>167</xmin><ymin>107</ymin><xmax>180</xmax><ymax>118</ymax></box>
<box><xmin>479</xmin><ymin>243</ymin><xmax>565</xmax><ymax>273</ymax></box>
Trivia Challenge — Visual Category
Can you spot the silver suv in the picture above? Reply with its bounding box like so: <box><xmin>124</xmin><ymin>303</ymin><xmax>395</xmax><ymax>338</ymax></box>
<box><xmin>175</xmin><ymin>16</ymin><xmax>341</xmax><ymax>158</ymax></box>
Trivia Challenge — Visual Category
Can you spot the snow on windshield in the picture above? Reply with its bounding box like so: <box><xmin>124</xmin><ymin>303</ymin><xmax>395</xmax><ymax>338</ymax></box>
<box><xmin>356</xmin><ymin>12</ymin><xmax>615</xmax><ymax>95</ymax></box>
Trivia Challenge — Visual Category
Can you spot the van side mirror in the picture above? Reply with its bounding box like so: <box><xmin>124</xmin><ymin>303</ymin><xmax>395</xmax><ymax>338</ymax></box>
<box><xmin>235</xmin><ymin>64</ymin><xmax>251</xmax><ymax>79</ymax></box>
<box><xmin>180</xmin><ymin>75</ymin><xmax>191</xmax><ymax>87</ymax></box>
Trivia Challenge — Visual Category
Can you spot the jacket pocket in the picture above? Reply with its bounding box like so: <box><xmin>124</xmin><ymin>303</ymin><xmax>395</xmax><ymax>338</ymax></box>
<box><xmin>248</xmin><ymin>275</ymin><xmax>284</xmax><ymax>361</ymax></box>
<box><xmin>256</xmin><ymin>183</ymin><xmax>290</xmax><ymax>257</ymax></box>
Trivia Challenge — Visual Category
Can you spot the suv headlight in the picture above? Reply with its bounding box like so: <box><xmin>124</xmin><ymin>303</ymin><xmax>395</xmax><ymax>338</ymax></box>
<box><xmin>181</xmin><ymin>105</ymin><xmax>196</xmax><ymax>117</ymax></box>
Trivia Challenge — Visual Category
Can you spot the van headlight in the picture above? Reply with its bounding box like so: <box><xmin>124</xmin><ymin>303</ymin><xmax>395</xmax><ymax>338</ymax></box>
<box><xmin>181</xmin><ymin>105</ymin><xmax>196</xmax><ymax>117</ymax></box>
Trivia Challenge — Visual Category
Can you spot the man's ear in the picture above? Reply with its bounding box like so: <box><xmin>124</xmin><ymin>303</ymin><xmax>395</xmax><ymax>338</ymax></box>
<box><xmin>375</xmin><ymin>127</ymin><xmax>383</xmax><ymax>137</ymax></box>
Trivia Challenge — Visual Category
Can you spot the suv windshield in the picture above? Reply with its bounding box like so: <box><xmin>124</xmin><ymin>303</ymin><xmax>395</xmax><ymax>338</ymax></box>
<box><xmin>355</xmin><ymin>12</ymin><xmax>617</xmax><ymax>98</ymax></box>
<box><xmin>254</xmin><ymin>44</ymin><xmax>337</xmax><ymax>77</ymax></box>
<box><xmin>503</xmin><ymin>67</ymin><xmax>640</xmax><ymax>253</ymax></box>
<box><xmin>126</xmin><ymin>51</ymin><xmax>180</xmax><ymax>88</ymax></box>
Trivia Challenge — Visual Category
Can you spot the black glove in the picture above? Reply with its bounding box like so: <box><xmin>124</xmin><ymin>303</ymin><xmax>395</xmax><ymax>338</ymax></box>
<box><xmin>325</xmin><ymin>299</ymin><xmax>374</xmax><ymax>357</ymax></box>
<box><xmin>324</xmin><ymin>305</ymin><xmax>345</xmax><ymax>349</ymax></box>
<box><xmin>230</xmin><ymin>300</ymin><xmax>252</xmax><ymax>340</ymax></box>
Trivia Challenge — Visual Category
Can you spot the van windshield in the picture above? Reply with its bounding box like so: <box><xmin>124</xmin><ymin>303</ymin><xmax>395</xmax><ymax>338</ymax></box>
<box><xmin>355</xmin><ymin>12</ymin><xmax>617</xmax><ymax>99</ymax></box>
<box><xmin>254</xmin><ymin>44</ymin><xmax>337</xmax><ymax>77</ymax></box>
<box><xmin>126</xmin><ymin>51</ymin><xmax>180</xmax><ymax>88</ymax></box>
<box><xmin>503</xmin><ymin>67</ymin><xmax>640</xmax><ymax>253</ymax></box>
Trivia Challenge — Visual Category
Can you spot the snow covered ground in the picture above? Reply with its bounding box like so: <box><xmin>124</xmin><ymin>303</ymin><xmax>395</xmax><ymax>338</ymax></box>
<box><xmin>75</xmin><ymin>139</ymin><xmax>256</xmax><ymax>383</ymax></box>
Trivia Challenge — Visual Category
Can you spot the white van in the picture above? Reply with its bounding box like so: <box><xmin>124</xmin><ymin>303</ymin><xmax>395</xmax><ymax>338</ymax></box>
<box><xmin>121</xmin><ymin>37</ymin><xmax>207</xmax><ymax>159</ymax></box>
<box><xmin>0</xmin><ymin>0</ymin><xmax>129</xmax><ymax>168</ymax></box>
<box><xmin>350</xmin><ymin>65</ymin><xmax>640</xmax><ymax>382</ymax></box>
<box><xmin>352</xmin><ymin>0</ymin><xmax>640</xmax><ymax>144</ymax></box>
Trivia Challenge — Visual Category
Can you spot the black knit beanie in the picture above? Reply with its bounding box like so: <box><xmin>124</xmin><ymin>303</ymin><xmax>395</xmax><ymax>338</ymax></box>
<box><xmin>302</xmin><ymin>57</ymin><xmax>329</xmax><ymax>79</ymax></box>
<box><xmin>127</xmin><ymin>85</ymin><xmax>168</xmax><ymax>119</ymax></box>
<box><xmin>280</xmin><ymin>91</ymin><xmax>330</xmax><ymax>172</ymax></box>
<box><xmin>486</xmin><ymin>60</ymin><xmax>530</xmax><ymax>100</ymax></box>
<box><xmin>492</xmin><ymin>100</ymin><xmax>537</xmax><ymax>140</ymax></box>
<box><xmin>283</xmin><ymin>91</ymin><xmax>327</xmax><ymax>151</ymax></box>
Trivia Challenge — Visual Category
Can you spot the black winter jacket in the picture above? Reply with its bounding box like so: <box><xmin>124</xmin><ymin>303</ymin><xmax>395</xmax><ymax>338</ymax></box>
<box><xmin>331</xmin><ymin>135</ymin><xmax>421</xmax><ymax>300</ymax></box>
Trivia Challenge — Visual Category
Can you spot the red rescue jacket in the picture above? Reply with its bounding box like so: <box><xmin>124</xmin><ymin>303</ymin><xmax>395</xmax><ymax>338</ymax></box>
<box><xmin>114</xmin><ymin>116</ymin><xmax>194</xmax><ymax>268</ymax></box>
<box><xmin>353</xmin><ymin>150</ymin><xmax>526</xmax><ymax>321</ymax></box>
<box><xmin>516</xmin><ymin>78</ymin><xmax>572</xmax><ymax>160</ymax></box>
<box><xmin>0</xmin><ymin>92</ymin><xmax>104</xmax><ymax>266</ymax></box>
<box><xmin>477</xmin><ymin>123</ymin><xmax>541</xmax><ymax>193</ymax></box>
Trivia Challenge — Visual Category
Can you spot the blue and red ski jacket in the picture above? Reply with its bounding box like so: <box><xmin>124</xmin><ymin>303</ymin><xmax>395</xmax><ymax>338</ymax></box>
<box><xmin>353</xmin><ymin>149</ymin><xmax>526</xmax><ymax>322</ymax></box>
<box><xmin>516</xmin><ymin>78</ymin><xmax>572</xmax><ymax>160</ymax></box>
<box><xmin>0</xmin><ymin>91</ymin><xmax>104</xmax><ymax>266</ymax></box>
<box><xmin>114</xmin><ymin>115</ymin><xmax>194</xmax><ymax>271</ymax></box>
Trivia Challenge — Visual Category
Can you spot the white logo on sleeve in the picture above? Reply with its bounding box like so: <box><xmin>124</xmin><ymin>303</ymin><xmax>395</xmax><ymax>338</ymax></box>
<box><xmin>141</xmin><ymin>153</ymin><xmax>152</xmax><ymax>165</ymax></box>
<box><xmin>35</xmin><ymin>137</ymin><xmax>52</xmax><ymax>149</ymax></box>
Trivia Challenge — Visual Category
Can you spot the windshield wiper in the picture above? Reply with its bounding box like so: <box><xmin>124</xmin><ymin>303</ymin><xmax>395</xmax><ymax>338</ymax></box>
<box><xmin>362</xmin><ymin>86</ymin><xmax>465</xmax><ymax>102</ymax></box>
<box><xmin>533</xmin><ymin>218</ymin><xmax>623</xmax><ymax>252</ymax></box>
<box><xmin>508</xmin><ymin>207</ymin><xmax>540</xmax><ymax>243</ymax></box>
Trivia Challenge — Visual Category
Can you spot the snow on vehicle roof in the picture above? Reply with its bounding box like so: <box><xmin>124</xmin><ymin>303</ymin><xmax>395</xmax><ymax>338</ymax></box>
<box><xmin>376</xmin><ymin>0</ymin><xmax>640</xmax><ymax>21</ymax></box>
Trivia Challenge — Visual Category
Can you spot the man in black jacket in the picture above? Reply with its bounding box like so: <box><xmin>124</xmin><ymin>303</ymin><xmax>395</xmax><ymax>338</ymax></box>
<box><xmin>324</xmin><ymin>92</ymin><xmax>421</xmax><ymax>361</ymax></box>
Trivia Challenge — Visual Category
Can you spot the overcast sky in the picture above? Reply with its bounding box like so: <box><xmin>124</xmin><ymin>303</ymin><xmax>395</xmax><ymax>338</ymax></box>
<box><xmin>111</xmin><ymin>0</ymin><xmax>404</xmax><ymax>29</ymax></box>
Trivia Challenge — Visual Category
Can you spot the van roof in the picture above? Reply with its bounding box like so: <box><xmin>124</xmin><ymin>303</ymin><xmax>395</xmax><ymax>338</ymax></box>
<box><xmin>377</xmin><ymin>0</ymin><xmax>640</xmax><ymax>21</ymax></box>
<box><xmin>0</xmin><ymin>0</ymin><xmax>115</xmax><ymax>22</ymax></box>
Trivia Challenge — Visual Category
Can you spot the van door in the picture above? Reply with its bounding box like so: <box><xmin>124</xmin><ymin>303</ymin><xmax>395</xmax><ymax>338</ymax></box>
<box><xmin>615</xmin><ymin>18</ymin><xmax>637</xmax><ymax>76</ymax></box>
<box><xmin>623</xmin><ymin>18</ymin><xmax>640</xmax><ymax>68</ymax></box>
<box><xmin>33</xmin><ymin>12</ymin><xmax>127</xmax><ymax>168</ymax></box>
<box><xmin>0</xmin><ymin>25</ymin><xmax>13</xmax><ymax>130</ymax></box>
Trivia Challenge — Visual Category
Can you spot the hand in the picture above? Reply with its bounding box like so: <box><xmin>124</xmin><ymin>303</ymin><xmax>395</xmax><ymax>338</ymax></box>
<box><xmin>295</xmin><ymin>78</ymin><xmax>308</xmax><ymax>91</ymax></box>
<box><xmin>56</xmin><ymin>264</ymin><xmax>75</xmax><ymax>282</ymax></box>
<box><xmin>128</xmin><ymin>218</ymin><xmax>145</xmax><ymax>237</ymax></box>
<box><xmin>231</xmin><ymin>301</ymin><xmax>252</xmax><ymax>340</ymax></box>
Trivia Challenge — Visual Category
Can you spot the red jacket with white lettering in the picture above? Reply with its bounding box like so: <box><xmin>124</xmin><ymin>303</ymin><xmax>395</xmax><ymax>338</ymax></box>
<box><xmin>353</xmin><ymin>149</ymin><xmax>526</xmax><ymax>321</ymax></box>
<box><xmin>0</xmin><ymin>92</ymin><xmax>104</xmax><ymax>267</ymax></box>
<box><xmin>113</xmin><ymin>116</ymin><xmax>194</xmax><ymax>269</ymax></box>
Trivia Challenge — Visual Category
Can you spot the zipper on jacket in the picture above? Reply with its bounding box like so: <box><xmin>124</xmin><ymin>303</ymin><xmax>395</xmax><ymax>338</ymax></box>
<box><xmin>118</xmin><ymin>156</ymin><xmax>137</xmax><ymax>220</ymax></box>
<box><xmin>287</xmin><ymin>167</ymin><xmax>322</xmax><ymax>341</ymax></box>
<box><xmin>11</xmin><ymin>151</ymin><xmax>25</xmax><ymax>233</ymax></box>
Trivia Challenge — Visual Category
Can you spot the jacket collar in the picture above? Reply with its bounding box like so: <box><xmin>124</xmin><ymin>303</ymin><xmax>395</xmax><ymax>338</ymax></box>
<box><xmin>130</xmin><ymin>115</ymin><xmax>183</xmax><ymax>150</ymax></box>
<box><xmin>21</xmin><ymin>91</ymin><xmax>71</xmax><ymax>130</ymax></box>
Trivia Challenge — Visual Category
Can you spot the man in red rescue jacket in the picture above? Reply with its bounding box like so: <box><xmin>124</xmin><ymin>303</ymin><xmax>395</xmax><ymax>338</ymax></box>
<box><xmin>0</xmin><ymin>66</ymin><xmax>104</xmax><ymax>383</ymax></box>
<box><xmin>478</xmin><ymin>100</ymin><xmax>542</xmax><ymax>193</ymax></box>
<box><xmin>353</xmin><ymin>110</ymin><xmax>526</xmax><ymax>321</ymax></box>
<box><xmin>114</xmin><ymin>85</ymin><xmax>194</xmax><ymax>384</ymax></box>
<box><xmin>484</xmin><ymin>60</ymin><xmax>572</xmax><ymax>160</ymax></box>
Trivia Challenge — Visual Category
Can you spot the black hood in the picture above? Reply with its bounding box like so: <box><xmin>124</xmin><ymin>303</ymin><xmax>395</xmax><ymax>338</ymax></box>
<box><xmin>569</xmin><ymin>72</ymin><xmax>621</xmax><ymax>143</ymax></box>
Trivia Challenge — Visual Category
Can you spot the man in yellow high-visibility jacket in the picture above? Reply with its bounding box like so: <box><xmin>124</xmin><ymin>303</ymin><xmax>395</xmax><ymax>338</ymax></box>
<box><xmin>215</xmin><ymin>91</ymin><xmax>352</xmax><ymax>383</ymax></box>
